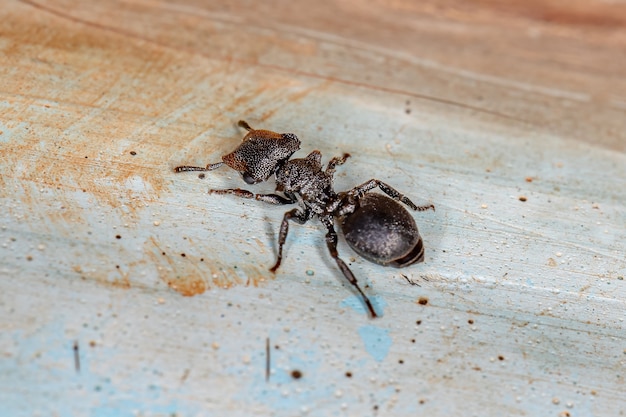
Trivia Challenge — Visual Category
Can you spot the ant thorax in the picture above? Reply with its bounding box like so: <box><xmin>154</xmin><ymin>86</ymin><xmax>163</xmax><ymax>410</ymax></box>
<box><xmin>275</xmin><ymin>151</ymin><xmax>336</xmax><ymax>211</ymax></box>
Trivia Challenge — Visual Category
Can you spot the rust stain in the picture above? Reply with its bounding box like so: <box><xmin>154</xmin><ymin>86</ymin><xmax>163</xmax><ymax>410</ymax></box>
<box><xmin>1</xmin><ymin>8</ymin><xmax>174</xmax><ymax>224</ymax></box>
<box><xmin>48</xmin><ymin>235</ymin><xmax>271</xmax><ymax>297</ymax></box>
<box><xmin>145</xmin><ymin>237</ymin><xmax>269</xmax><ymax>297</ymax></box>
<box><xmin>112</xmin><ymin>267</ymin><xmax>131</xmax><ymax>289</ymax></box>
<box><xmin>220</xmin><ymin>83</ymin><xmax>275</xmax><ymax>120</ymax></box>
<box><xmin>472</xmin><ymin>0</ymin><xmax>626</xmax><ymax>28</ymax></box>
<box><xmin>146</xmin><ymin>237</ymin><xmax>208</xmax><ymax>296</ymax></box>
<box><xmin>376</xmin><ymin>0</ymin><xmax>626</xmax><ymax>28</ymax></box>
<box><xmin>253</xmin><ymin>238</ymin><xmax>267</xmax><ymax>254</ymax></box>
<box><xmin>4</xmin><ymin>114</ymin><xmax>168</xmax><ymax>219</ymax></box>
<box><xmin>165</xmin><ymin>275</ymin><xmax>206</xmax><ymax>297</ymax></box>
<box><xmin>259</xmin><ymin>82</ymin><xmax>326</xmax><ymax>122</ymax></box>
<box><xmin>417</xmin><ymin>296</ymin><xmax>429</xmax><ymax>305</ymax></box>
<box><xmin>72</xmin><ymin>258</ymin><xmax>139</xmax><ymax>292</ymax></box>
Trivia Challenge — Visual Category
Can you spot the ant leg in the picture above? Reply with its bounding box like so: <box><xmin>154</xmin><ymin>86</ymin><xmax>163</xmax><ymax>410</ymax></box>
<box><xmin>413</xmin><ymin>203</ymin><xmax>435</xmax><ymax>212</ymax></box>
<box><xmin>209</xmin><ymin>188</ymin><xmax>297</xmax><ymax>205</ymax></box>
<box><xmin>325</xmin><ymin>153</ymin><xmax>351</xmax><ymax>176</ymax></box>
<box><xmin>174</xmin><ymin>161</ymin><xmax>224</xmax><ymax>173</ymax></box>
<box><xmin>269</xmin><ymin>208</ymin><xmax>310</xmax><ymax>272</ymax></box>
<box><xmin>323</xmin><ymin>220</ymin><xmax>378</xmax><ymax>318</ymax></box>
<box><xmin>349</xmin><ymin>179</ymin><xmax>435</xmax><ymax>211</ymax></box>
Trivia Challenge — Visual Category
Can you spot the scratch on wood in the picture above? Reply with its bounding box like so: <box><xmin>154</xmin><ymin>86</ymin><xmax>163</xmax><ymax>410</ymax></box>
<box><xmin>265</xmin><ymin>337</ymin><xmax>270</xmax><ymax>382</ymax></box>
<box><xmin>180</xmin><ymin>368</ymin><xmax>190</xmax><ymax>384</ymax></box>
<box><xmin>402</xmin><ymin>273</ymin><xmax>420</xmax><ymax>286</ymax></box>
<box><xmin>73</xmin><ymin>340</ymin><xmax>80</xmax><ymax>373</ymax></box>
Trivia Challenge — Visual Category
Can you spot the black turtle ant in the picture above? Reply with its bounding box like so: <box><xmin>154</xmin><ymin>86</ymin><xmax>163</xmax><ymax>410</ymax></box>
<box><xmin>175</xmin><ymin>121</ymin><xmax>435</xmax><ymax>318</ymax></box>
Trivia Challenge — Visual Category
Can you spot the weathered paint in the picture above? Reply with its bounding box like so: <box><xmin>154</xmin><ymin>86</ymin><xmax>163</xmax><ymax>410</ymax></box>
<box><xmin>358</xmin><ymin>326</ymin><xmax>392</xmax><ymax>362</ymax></box>
<box><xmin>1</xmin><ymin>1</ymin><xmax>625</xmax><ymax>417</ymax></box>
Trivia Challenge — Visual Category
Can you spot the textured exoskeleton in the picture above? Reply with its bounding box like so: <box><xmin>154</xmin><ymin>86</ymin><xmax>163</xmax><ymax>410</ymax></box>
<box><xmin>340</xmin><ymin>193</ymin><xmax>425</xmax><ymax>267</ymax></box>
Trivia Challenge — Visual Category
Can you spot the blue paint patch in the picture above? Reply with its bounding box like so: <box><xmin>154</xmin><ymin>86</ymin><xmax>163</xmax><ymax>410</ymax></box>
<box><xmin>242</xmin><ymin>332</ymin><xmax>336</xmax><ymax>413</ymax></box>
<box><xmin>358</xmin><ymin>325</ymin><xmax>392</xmax><ymax>362</ymax></box>
<box><xmin>92</xmin><ymin>399</ymin><xmax>182</xmax><ymax>417</ymax></box>
<box><xmin>341</xmin><ymin>295</ymin><xmax>386</xmax><ymax>316</ymax></box>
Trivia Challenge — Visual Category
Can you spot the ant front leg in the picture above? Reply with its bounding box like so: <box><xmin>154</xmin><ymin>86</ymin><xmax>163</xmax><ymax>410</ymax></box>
<box><xmin>209</xmin><ymin>189</ymin><xmax>297</xmax><ymax>205</ymax></box>
<box><xmin>269</xmin><ymin>208</ymin><xmax>311</xmax><ymax>273</ymax></box>
<box><xmin>325</xmin><ymin>153</ymin><xmax>351</xmax><ymax>176</ymax></box>
<box><xmin>321</xmin><ymin>218</ymin><xmax>378</xmax><ymax>318</ymax></box>
<box><xmin>349</xmin><ymin>179</ymin><xmax>435</xmax><ymax>212</ymax></box>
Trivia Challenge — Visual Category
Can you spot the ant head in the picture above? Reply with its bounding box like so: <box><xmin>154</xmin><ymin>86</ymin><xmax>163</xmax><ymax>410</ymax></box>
<box><xmin>222</xmin><ymin>129</ymin><xmax>301</xmax><ymax>184</ymax></box>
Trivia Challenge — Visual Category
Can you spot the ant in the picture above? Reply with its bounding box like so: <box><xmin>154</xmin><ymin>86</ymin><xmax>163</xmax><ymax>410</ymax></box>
<box><xmin>175</xmin><ymin>121</ymin><xmax>435</xmax><ymax>318</ymax></box>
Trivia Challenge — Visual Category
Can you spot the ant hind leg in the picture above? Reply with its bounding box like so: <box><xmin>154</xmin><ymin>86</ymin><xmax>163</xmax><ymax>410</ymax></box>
<box><xmin>349</xmin><ymin>179</ymin><xmax>435</xmax><ymax>211</ymax></box>
<box><xmin>322</xmin><ymin>220</ymin><xmax>377</xmax><ymax>318</ymax></box>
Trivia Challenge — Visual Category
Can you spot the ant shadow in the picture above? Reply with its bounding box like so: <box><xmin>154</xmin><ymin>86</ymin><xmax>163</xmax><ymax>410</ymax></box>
<box><xmin>262</xmin><ymin>213</ymin><xmax>377</xmax><ymax>313</ymax></box>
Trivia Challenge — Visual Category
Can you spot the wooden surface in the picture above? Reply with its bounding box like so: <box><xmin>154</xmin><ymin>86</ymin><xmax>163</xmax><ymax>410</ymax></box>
<box><xmin>1</xmin><ymin>0</ymin><xmax>625</xmax><ymax>416</ymax></box>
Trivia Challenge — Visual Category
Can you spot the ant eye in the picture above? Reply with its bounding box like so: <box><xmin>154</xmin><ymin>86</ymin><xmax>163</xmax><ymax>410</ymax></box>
<box><xmin>242</xmin><ymin>172</ymin><xmax>259</xmax><ymax>184</ymax></box>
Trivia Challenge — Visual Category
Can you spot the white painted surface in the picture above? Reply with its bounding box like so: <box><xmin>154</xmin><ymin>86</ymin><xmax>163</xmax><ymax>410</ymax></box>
<box><xmin>1</xmin><ymin>1</ymin><xmax>625</xmax><ymax>416</ymax></box>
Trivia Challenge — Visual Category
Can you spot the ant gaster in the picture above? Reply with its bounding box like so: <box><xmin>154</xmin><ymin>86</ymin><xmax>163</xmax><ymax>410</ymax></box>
<box><xmin>175</xmin><ymin>121</ymin><xmax>435</xmax><ymax>318</ymax></box>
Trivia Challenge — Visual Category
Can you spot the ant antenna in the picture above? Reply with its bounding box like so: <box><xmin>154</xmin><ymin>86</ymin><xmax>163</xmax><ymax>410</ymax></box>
<box><xmin>238</xmin><ymin>120</ymin><xmax>253</xmax><ymax>131</ymax></box>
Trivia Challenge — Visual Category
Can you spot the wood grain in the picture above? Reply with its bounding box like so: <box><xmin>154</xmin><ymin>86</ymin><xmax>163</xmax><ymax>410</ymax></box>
<box><xmin>1</xmin><ymin>1</ymin><xmax>625</xmax><ymax>416</ymax></box>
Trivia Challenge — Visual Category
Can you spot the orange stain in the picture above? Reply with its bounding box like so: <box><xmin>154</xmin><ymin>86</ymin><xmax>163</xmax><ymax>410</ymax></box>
<box><xmin>165</xmin><ymin>276</ymin><xmax>206</xmax><ymax>297</ymax></box>
<box><xmin>145</xmin><ymin>237</ymin><xmax>270</xmax><ymax>296</ymax></box>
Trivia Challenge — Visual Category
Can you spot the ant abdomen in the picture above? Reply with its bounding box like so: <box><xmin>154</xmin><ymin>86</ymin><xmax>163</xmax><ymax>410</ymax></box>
<box><xmin>340</xmin><ymin>193</ymin><xmax>424</xmax><ymax>267</ymax></box>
